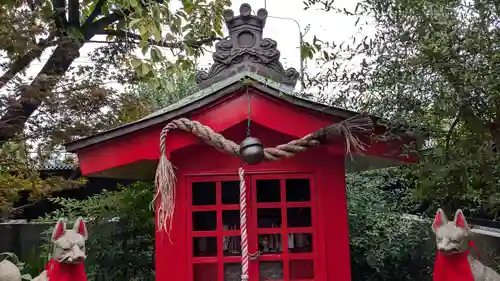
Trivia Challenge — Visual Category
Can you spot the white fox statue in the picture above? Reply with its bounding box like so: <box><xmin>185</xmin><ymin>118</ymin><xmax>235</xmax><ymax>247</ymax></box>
<box><xmin>432</xmin><ymin>208</ymin><xmax>500</xmax><ymax>281</ymax></box>
<box><xmin>33</xmin><ymin>217</ymin><xmax>88</xmax><ymax>281</ymax></box>
<box><xmin>0</xmin><ymin>259</ymin><xmax>21</xmax><ymax>281</ymax></box>
<box><xmin>0</xmin><ymin>218</ymin><xmax>88</xmax><ymax>281</ymax></box>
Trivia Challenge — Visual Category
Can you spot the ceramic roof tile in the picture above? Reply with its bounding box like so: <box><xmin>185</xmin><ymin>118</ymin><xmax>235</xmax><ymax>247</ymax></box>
<box><xmin>65</xmin><ymin>72</ymin><xmax>357</xmax><ymax>152</ymax></box>
<box><xmin>141</xmin><ymin>72</ymin><xmax>294</xmax><ymax>121</ymax></box>
<box><xmin>40</xmin><ymin>161</ymin><xmax>76</xmax><ymax>171</ymax></box>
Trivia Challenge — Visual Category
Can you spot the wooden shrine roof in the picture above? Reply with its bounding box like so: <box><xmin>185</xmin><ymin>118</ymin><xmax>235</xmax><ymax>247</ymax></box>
<box><xmin>65</xmin><ymin>71</ymin><xmax>363</xmax><ymax>152</ymax></box>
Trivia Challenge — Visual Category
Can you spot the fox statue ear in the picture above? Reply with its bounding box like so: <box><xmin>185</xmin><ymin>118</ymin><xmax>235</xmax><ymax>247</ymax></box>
<box><xmin>454</xmin><ymin>209</ymin><xmax>468</xmax><ymax>229</ymax></box>
<box><xmin>73</xmin><ymin>217</ymin><xmax>88</xmax><ymax>240</ymax></box>
<box><xmin>432</xmin><ymin>208</ymin><xmax>448</xmax><ymax>233</ymax></box>
<box><xmin>51</xmin><ymin>218</ymin><xmax>66</xmax><ymax>242</ymax></box>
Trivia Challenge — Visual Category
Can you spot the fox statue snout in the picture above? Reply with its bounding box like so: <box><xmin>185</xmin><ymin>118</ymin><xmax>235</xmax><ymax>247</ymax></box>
<box><xmin>49</xmin><ymin>218</ymin><xmax>88</xmax><ymax>265</ymax></box>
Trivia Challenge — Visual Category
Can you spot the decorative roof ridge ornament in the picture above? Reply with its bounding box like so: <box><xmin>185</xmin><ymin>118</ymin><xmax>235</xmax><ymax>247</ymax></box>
<box><xmin>196</xmin><ymin>3</ymin><xmax>300</xmax><ymax>89</ymax></box>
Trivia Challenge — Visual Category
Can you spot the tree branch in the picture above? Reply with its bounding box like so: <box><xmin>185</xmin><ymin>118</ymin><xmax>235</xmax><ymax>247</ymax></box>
<box><xmin>52</xmin><ymin>0</ymin><xmax>69</xmax><ymax>31</ymax></box>
<box><xmin>83</xmin><ymin>0</ymin><xmax>107</xmax><ymax>27</ymax></box>
<box><xmin>445</xmin><ymin>111</ymin><xmax>461</xmax><ymax>157</ymax></box>
<box><xmin>68</xmin><ymin>0</ymin><xmax>80</xmax><ymax>27</ymax></box>
<box><xmin>98</xmin><ymin>29</ymin><xmax>222</xmax><ymax>48</ymax></box>
<box><xmin>0</xmin><ymin>34</ymin><xmax>57</xmax><ymax>90</ymax></box>
<box><xmin>0</xmin><ymin>41</ymin><xmax>81</xmax><ymax>143</ymax></box>
<box><xmin>84</xmin><ymin>12</ymin><xmax>125</xmax><ymax>39</ymax></box>
<box><xmin>84</xmin><ymin>0</ymin><xmax>167</xmax><ymax>31</ymax></box>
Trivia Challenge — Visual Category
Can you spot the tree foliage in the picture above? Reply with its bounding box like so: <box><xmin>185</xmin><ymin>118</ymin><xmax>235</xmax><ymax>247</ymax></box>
<box><xmin>0</xmin><ymin>64</ymin><xmax>198</xmax><ymax>218</ymax></box>
<box><xmin>347</xmin><ymin>170</ymin><xmax>433</xmax><ymax>281</ymax></box>
<box><xmin>0</xmin><ymin>141</ymin><xmax>85</xmax><ymax>218</ymax></box>
<box><xmin>29</xmin><ymin>171</ymin><xmax>433</xmax><ymax>281</ymax></box>
<box><xmin>303</xmin><ymin>0</ymin><xmax>500</xmax><ymax>218</ymax></box>
<box><xmin>0</xmin><ymin>0</ymin><xmax>230</xmax><ymax>142</ymax></box>
<box><xmin>0</xmin><ymin>0</ymin><xmax>220</xmax><ymax>217</ymax></box>
<box><xmin>118</xmin><ymin>66</ymin><xmax>199</xmax><ymax>123</ymax></box>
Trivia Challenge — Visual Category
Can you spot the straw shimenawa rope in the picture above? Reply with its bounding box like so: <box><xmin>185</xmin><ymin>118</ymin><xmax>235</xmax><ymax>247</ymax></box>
<box><xmin>154</xmin><ymin>114</ymin><xmax>374</xmax><ymax>234</ymax></box>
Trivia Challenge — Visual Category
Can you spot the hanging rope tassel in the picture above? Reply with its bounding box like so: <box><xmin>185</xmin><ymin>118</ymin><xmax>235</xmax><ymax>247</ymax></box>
<box><xmin>238</xmin><ymin>167</ymin><xmax>249</xmax><ymax>281</ymax></box>
<box><xmin>153</xmin><ymin>123</ymin><xmax>178</xmax><ymax>236</ymax></box>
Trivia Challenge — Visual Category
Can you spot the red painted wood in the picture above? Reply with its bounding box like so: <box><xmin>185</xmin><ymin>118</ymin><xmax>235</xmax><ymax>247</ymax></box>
<box><xmin>74</xmin><ymin>84</ymin><xmax>417</xmax><ymax>281</ymax></box>
<box><xmin>176</xmin><ymin>172</ymin><xmax>321</xmax><ymax>281</ymax></box>
<box><xmin>76</xmin><ymin>88</ymin><xmax>415</xmax><ymax>175</ymax></box>
<box><xmin>318</xmin><ymin>154</ymin><xmax>351</xmax><ymax>281</ymax></box>
<box><xmin>155</xmin><ymin>170</ymin><xmax>188</xmax><ymax>281</ymax></box>
<box><xmin>183</xmin><ymin>174</ymin><xmax>251</xmax><ymax>281</ymax></box>
<box><xmin>248</xmin><ymin>173</ymin><xmax>317</xmax><ymax>281</ymax></box>
<box><xmin>155</xmin><ymin>126</ymin><xmax>347</xmax><ymax>281</ymax></box>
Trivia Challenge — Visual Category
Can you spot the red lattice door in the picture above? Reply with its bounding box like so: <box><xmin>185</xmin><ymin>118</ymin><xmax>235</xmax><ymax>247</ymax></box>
<box><xmin>250</xmin><ymin>174</ymin><xmax>318</xmax><ymax>281</ymax></box>
<box><xmin>187</xmin><ymin>174</ymin><xmax>318</xmax><ymax>281</ymax></box>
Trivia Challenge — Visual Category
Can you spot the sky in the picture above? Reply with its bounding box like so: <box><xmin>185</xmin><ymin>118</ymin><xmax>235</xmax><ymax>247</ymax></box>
<box><xmin>196</xmin><ymin>0</ymin><xmax>371</xmax><ymax>74</ymax></box>
<box><xmin>0</xmin><ymin>0</ymin><xmax>375</xmax><ymax>94</ymax></box>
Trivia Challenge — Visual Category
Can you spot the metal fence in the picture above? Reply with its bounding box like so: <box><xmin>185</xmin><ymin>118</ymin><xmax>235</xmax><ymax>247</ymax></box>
<box><xmin>0</xmin><ymin>222</ymin><xmax>50</xmax><ymax>261</ymax></box>
<box><xmin>473</xmin><ymin>232</ymin><xmax>500</xmax><ymax>269</ymax></box>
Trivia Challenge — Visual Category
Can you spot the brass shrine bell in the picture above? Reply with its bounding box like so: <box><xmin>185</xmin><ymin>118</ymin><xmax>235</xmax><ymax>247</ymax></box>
<box><xmin>239</xmin><ymin>137</ymin><xmax>265</xmax><ymax>165</ymax></box>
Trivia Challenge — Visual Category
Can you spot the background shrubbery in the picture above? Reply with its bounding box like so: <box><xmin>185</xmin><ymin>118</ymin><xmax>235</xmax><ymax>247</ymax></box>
<box><xmin>347</xmin><ymin>170</ymin><xmax>433</xmax><ymax>281</ymax></box>
<box><xmin>29</xmin><ymin>169</ymin><xmax>433</xmax><ymax>281</ymax></box>
<box><xmin>35</xmin><ymin>182</ymin><xmax>156</xmax><ymax>281</ymax></box>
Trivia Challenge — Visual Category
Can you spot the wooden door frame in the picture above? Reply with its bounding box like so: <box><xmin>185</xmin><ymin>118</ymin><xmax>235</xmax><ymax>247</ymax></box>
<box><xmin>249</xmin><ymin>173</ymin><xmax>318</xmax><ymax>281</ymax></box>
<box><xmin>185</xmin><ymin>172</ymin><xmax>320</xmax><ymax>281</ymax></box>
<box><xmin>186</xmin><ymin>175</ymin><xmax>250</xmax><ymax>281</ymax></box>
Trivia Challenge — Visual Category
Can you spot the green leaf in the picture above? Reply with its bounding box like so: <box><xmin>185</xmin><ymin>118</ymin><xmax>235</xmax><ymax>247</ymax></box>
<box><xmin>129</xmin><ymin>18</ymin><xmax>142</xmax><ymax>28</ymax></box>
<box><xmin>67</xmin><ymin>27</ymin><xmax>84</xmax><ymax>40</ymax></box>
<box><xmin>141</xmin><ymin>45</ymin><xmax>150</xmax><ymax>56</ymax></box>
<box><xmin>139</xmin><ymin>26</ymin><xmax>150</xmax><ymax>38</ymax></box>
<box><xmin>300</xmin><ymin>44</ymin><xmax>315</xmax><ymax>60</ymax></box>
<box><xmin>140</xmin><ymin>63</ymin><xmax>151</xmax><ymax>76</ymax></box>
<box><xmin>150</xmin><ymin>47</ymin><xmax>164</xmax><ymax>62</ymax></box>
<box><xmin>184</xmin><ymin>0</ymin><xmax>194</xmax><ymax>13</ymax></box>
<box><xmin>129</xmin><ymin>0</ymin><xmax>139</xmax><ymax>8</ymax></box>
<box><xmin>323</xmin><ymin>51</ymin><xmax>329</xmax><ymax>60</ymax></box>
<box><xmin>153</xmin><ymin>26</ymin><xmax>162</xmax><ymax>42</ymax></box>
<box><xmin>130</xmin><ymin>57</ymin><xmax>142</xmax><ymax>68</ymax></box>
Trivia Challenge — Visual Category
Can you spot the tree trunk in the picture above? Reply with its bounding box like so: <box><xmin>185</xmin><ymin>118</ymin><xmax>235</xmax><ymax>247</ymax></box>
<box><xmin>0</xmin><ymin>39</ymin><xmax>81</xmax><ymax>142</ymax></box>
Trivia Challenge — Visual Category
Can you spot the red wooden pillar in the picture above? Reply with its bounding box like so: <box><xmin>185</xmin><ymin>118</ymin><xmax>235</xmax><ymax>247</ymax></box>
<box><xmin>320</xmin><ymin>153</ymin><xmax>351</xmax><ymax>281</ymax></box>
<box><xmin>155</xmin><ymin>165</ymin><xmax>188</xmax><ymax>281</ymax></box>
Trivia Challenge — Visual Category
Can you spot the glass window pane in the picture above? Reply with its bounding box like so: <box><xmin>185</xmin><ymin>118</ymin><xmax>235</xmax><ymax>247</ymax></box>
<box><xmin>287</xmin><ymin>207</ymin><xmax>312</xmax><ymax>227</ymax></box>
<box><xmin>194</xmin><ymin>263</ymin><xmax>218</xmax><ymax>281</ymax></box>
<box><xmin>286</xmin><ymin>179</ymin><xmax>311</xmax><ymax>202</ymax></box>
<box><xmin>222</xmin><ymin>210</ymin><xmax>240</xmax><ymax>230</ymax></box>
<box><xmin>259</xmin><ymin>261</ymin><xmax>283</xmax><ymax>280</ymax></box>
<box><xmin>192</xmin><ymin>211</ymin><xmax>216</xmax><ymax>231</ymax></box>
<box><xmin>257</xmin><ymin>208</ymin><xmax>282</xmax><ymax>228</ymax></box>
<box><xmin>192</xmin><ymin>182</ymin><xmax>216</xmax><ymax>205</ymax></box>
<box><xmin>223</xmin><ymin>236</ymin><xmax>241</xmax><ymax>256</ymax></box>
<box><xmin>224</xmin><ymin>263</ymin><xmax>241</xmax><ymax>281</ymax></box>
<box><xmin>256</xmin><ymin>180</ymin><xmax>281</xmax><ymax>202</ymax></box>
<box><xmin>258</xmin><ymin>234</ymin><xmax>283</xmax><ymax>254</ymax></box>
<box><xmin>193</xmin><ymin>237</ymin><xmax>217</xmax><ymax>257</ymax></box>
<box><xmin>222</xmin><ymin>181</ymin><xmax>240</xmax><ymax>205</ymax></box>
<box><xmin>288</xmin><ymin>233</ymin><xmax>313</xmax><ymax>253</ymax></box>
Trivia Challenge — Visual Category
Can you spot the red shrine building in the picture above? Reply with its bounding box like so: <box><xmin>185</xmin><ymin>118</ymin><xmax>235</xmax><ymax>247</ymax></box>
<box><xmin>65</xmin><ymin>4</ymin><xmax>416</xmax><ymax>281</ymax></box>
